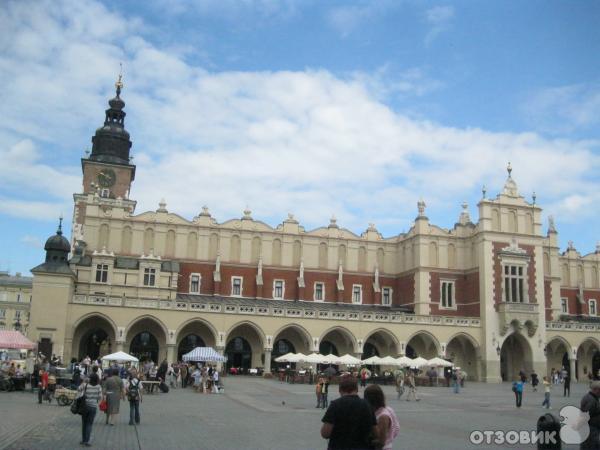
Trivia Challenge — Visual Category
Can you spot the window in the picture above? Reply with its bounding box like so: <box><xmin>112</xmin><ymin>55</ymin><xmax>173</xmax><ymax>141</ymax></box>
<box><xmin>231</xmin><ymin>277</ymin><xmax>243</xmax><ymax>297</ymax></box>
<box><xmin>0</xmin><ymin>309</ymin><xmax>5</xmax><ymax>319</ymax></box>
<box><xmin>14</xmin><ymin>310</ymin><xmax>21</xmax><ymax>320</ymax></box>
<box><xmin>590</xmin><ymin>299</ymin><xmax>597</xmax><ymax>317</ymax></box>
<box><xmin>382</xmin><ymin>287</ymin><xmax>392</xmax><ymax>306</ymax></box>
<box><xmin>100</xmin><ymin>188</ymin><xmax>110</xmax><ymax>198</ymax></box>
<box><xmin>95</xmin><ymin>264</ymin><xmax>109</xmax><ymax>283</ymax></box>
<box><xmin>503</xmin><ymin>265</ymin><xmax>526</xmax><ymax>303</ymax></box>
<box><xmin>440</xmin><ymin>281</ymin><xmax>455</xmax><ymax>309</ymax></box>
<box><xmin>314</xmin><ymin>282</ymin><xmax>325</xmax><ymax>302</ymax></box>
<box><xmin>352</xmin><ymin>285</ymin><xmax>362</xmax><ymax>304</ymax></box>
<box><xmin>16</xmin><ymin>293</ymin><xmax>21</xmax><ymax>302</ymax></box>
<box><xmin>560</xmin><ymin>298</ymin><xmax>568</xmax><ymax>314</ymax></box>
<box><xmin>143</xmin><ymin>268</ymin><xmax>156</xmax><ymax>286</ymax></box>
<box><xmin>189</xmin><ymin>274</ymin><xmax>201</xmax><ymax>294</ymax></box>
<box><xmin>273</xmin><ymin>280</ymin><xmax>284</xmax><ymax>299</ymax></box>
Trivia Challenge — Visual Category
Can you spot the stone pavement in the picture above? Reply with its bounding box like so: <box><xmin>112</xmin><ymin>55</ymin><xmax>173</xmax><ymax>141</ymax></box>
<box><xmin>0</xmin><ymin>378</ymin><xmax>591</xmax><ymax>449</ymax></box>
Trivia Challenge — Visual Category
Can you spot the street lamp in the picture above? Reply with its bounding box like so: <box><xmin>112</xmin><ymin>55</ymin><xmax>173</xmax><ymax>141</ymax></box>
<box><xmin>543</xmin><ymin>345</ymin><xmax>547</xmax><ymax>356</ymax></box>
<box><xmin>496</xmin><ymin>344</ymin><xmax>501</xmax><ymax>356</ymax></box>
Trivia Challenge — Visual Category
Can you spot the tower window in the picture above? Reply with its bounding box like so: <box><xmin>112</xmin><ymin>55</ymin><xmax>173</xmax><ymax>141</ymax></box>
<box><xmin>273</xmin><ymin>280</ymin><xmax>285</xmax><ymax>299</ymax></box>
<box><xmin>503</xmin><ymin>265</ymin><xmax>526</xmax><ymax>303</ymax></box>
<box><xmin>189</xmin><ymin>274</ymin><xmax>201</xmax><ymax>294</ymax></box>
<box><xmin>100</xmin><ymin>189</ymin><xmax>110</xmax><ymax>198</ymax></box>
<box><xmin>440</xmin><ymin>281</ymin><xmax>455</xmax><ymax>309</ymax></box>
<box><xmin>352</xmin><ymin>285</ymin><xmax>363</xmax><ymax>304</ymax></box>
<box><xmin>143</xmin><ymin>268</ymin><xmax>156</xmax><ymax>287</ymax></box>
<box><xmin>590</xmin><ymin>299</ymin><xmax>597</xmax><ymax>316</ymax></box>
<box><xmin>95</xmin><ymin>264</ymin><xmax>109</xmax><ymax>283</ymax></box>
<box><xmin>314</xmin><ymin>282</ymin><xmax>325</xmax><ymax>302</ymax></box>
<box><xmin>382</xmin><ymin>287</ymin><xmax>392</xmax><ymax>306</ymax></box>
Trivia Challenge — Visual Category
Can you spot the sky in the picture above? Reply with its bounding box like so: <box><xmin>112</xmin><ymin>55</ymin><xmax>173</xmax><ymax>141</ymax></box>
<box><xmin>0</xmin><ymin>0</ymin><xmax>599</xmax><ymax>275</ymax></box>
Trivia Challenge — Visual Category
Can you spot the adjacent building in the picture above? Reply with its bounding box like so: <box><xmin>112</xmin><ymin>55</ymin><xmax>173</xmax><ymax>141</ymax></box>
<box><xmin>28</xmin><ymin>79</ymin><xmax>600</xmax><ymax>382</ymax></box>
<box><xmin>0</xmin><ymin>271</ymin><xmax>32</xmax><ymax>333</ymax></box>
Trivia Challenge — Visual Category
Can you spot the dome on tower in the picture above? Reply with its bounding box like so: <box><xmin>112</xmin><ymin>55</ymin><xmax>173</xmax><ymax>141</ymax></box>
<box><xmin>44</xmin><ymin>228</ymin><xmax>71</xmax><ymax>253</ymax></box>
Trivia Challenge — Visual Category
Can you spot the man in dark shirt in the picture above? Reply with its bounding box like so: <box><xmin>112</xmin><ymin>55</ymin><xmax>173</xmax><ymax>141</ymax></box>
<box><xmin>580</xmin><ymin>381</ymin><xmax>600</xmax><ymax>450</ymax></box>
<box><xmin>321</xmin><ymin>376</ymin><xmax>377</xmax><ymax>450</ymax></box>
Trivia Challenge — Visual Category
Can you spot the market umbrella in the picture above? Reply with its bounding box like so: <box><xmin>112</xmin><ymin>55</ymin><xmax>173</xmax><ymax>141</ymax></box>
<box><xmin>395</xmin><ymin>356</ymin><xmax>413</xmax><ymax>367</ymax></box>
<box><xmin>323</xmin><ymin>366</ymin><xmax>337</xmax><ymax>377</ymax></box>
<box><xmin>410</xmin><ymin>356</ymin><xmax>429</xmax><ymax>368</ymax></box>
<box><xmin>379</xmin><ymin>355</ymin><xmax>402</xmax><ymax>366</ymax></box>
<box><xmin>303</xmin><ymin>352</ymin><xmax>326</xmax><ymax>364</ymax></box>
<box><xmin>361</xmin><ymin>355</ymin><xmax>384</xmax><ymax>365</ymax></box>
<box><xmin>274</xmin><ymin>352</ymin><xmax>298</xmax><ymax>363</ymax></box>
<box><xmin>427</xmin><ymin>357</ymin><xmax>453</xmax><ymax>367</ymax></box>
<box><xmin>101</xmin><ymin>351</ymin><xmax>139</xmax><ymax>363</ymax></box>
<box><xmin>0</xmin><ymin>331</ymin><xmax>35</xmax><ymax>350</ymax></box>
<box><xmin>337</xmin><ymin>354</ymin><xmax>361</xmax><ymax>366</ymax></box>
<box><xmin>322</xmin><ymin>354</ymin><xmax>340</xmax><ymax>364</ymax></box>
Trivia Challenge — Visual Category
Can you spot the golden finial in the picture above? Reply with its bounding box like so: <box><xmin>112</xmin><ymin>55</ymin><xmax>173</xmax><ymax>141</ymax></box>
<box><xmin>115</xmin><ymin>62</ymin><xmax>124</xmax><ymax>96</ymax></box>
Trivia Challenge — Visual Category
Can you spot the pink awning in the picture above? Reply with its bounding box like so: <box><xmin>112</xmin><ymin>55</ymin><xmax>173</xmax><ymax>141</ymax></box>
<box><xmin>0</xmin><ymin>331</ymin><xmax>35</xmax><ymax>350</ymax></box>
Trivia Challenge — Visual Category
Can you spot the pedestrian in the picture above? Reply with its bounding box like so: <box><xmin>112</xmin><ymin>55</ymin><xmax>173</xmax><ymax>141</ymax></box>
<box><xmin>181</xmin><ymin>364</ymin><xmax>188</xmax><ymax>388</ymax></box>
<box><xmin>580</xmin><ymin>380</ymin><xmax>600</xmax><ymax>450</ymax></box>
<box><xmin>315</xmin><ymin>377</ymin><xmax>323</xmax><ymax>408</ymax></box>
<box><xmin>103</xmin><ymin>368</ymin><xmax>124</xmax><ymax>426</ymax></box>
<box><xmin>192</xmin><ymin>366</ymin><xmax>202</xmax><ymax>393</ymax></box>
<box><xmin>427</xmin><ymin>367</ymin><xmax>435</xmax><ymax>386</ymax></box>
<box><xmin>320</xmin><ymin>376</ymin><xmax>377</xmax><ymax>449</ymax></box>
<box><xmin>406</xmin><ymin>370</ymin><xmax>420</xmax><ymax>402</ymax></box>
<box><xmin>563</xmin><ymin>373</ymin><xmax>571</xmax><ymax>397</ymax></box>
<box><xmin>212</xmin><ymin>367</ymin><xmax>220</xmax><ymax>393</ymax></box>
<box><xmin>126</xmin><ymin>369</ymin><xmax>143</xmax><ymax>426</ymax></box>
<box><xmin>201</xmin><ymin>366</ymin><xmax>209</xmax><ymax>393</ymax></box>
<box><xmin>364</xmin><ymin>385</ymin><xmax>400</xmax><ymax>450</ymax></box>
<box><xmin>78</xmin><ymin>372</ymin><xmax>102</xmax><ymax>447</ymax></box>
<box><xmin>452</xmin><ymin>369</ymin><xmax>460</xmax><ymax>394</ymax></box>
<box><xmin>512</xmin><ymin>379</ymin><xmax>524</xmax><ymax>408</ymax></box>
<box><xmin>519</xmin><ymin>370</ymin><xmax>527</xmax><ymax>383</ymax></box>
<box><xmin>72</xmin><ymin>364</ymin><xmax>82</xmax><ymax>388</ymax></box>
<box><xmin>47</xmin><ymin>369</ymin><xmax>57</xmax><ymax>403</ymax></box>
<box><xmin>395</xmin><ymin>371</ymin><xmax>404</xmax><ymax>399</ymax></box>
<box><xmin>359</xmin><ymin>367</ymin><xmax>369</xmax><ymax>388</ymax></box>
<box><xmin>541</xmin><ymin>376</ymin><xmax>551</xmax><ymax>409</ymax></box>
<box><xmin>321</xmin><ymin>378</ymin><xmax>329</xmax><ymax>409</ymax></box>
<box><xmin>38</xmin><ymin>367</ymin><xmax>48</xmax><ymax>404</ymax></box>
<box><xmin>531</xmin><ymin>371</ymin><xmax>538</xmax><ymax>392</ymax></box>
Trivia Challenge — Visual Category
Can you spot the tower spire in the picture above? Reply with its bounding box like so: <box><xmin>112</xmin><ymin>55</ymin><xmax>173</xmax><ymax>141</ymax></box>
<box><xmin>57</xmin><ymin>215</ymin><xmax>63</xmax><ymax>235</ymax></box>
<box><xmin>115</xmin><ymin>62</ymin><xmax>123</xmax><ymax>97</ymax></box>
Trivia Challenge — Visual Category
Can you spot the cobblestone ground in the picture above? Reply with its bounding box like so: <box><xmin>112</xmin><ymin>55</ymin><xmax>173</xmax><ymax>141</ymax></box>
<box><xmin>0</xmin><ymin>378</ymin><xmax>590</xmax><ymax>449</ymax></box>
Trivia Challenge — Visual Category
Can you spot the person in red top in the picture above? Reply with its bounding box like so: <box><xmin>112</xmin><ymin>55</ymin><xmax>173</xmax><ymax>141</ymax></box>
<box><xmin>38</xmin><ymin>368</ymin><xmax>49</xmax><ymax>404</ymax></box>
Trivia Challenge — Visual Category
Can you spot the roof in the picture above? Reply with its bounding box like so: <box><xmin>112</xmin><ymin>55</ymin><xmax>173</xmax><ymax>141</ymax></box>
<box><xmin>0</xmin><ymin>273</ymin><xmax>33</xmax><ymax>287</ymax></box>
<box><xmin>0</xmin><ymin>331</ymin><xmax>35</xmax><ymax>350</ymax></box>
<box><xmin>176</xmin><ymin>294</ymin><xmax>413</xmax><ymax>314</ymax></box>
<box><xmin>31</xmin><ymin>262</ymin><xmax>76</xmax><ymax>276</ymax></box>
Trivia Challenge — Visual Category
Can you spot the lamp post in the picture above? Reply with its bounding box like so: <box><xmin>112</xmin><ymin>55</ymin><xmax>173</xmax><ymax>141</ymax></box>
<box><xmin>496</xmin><ymin>344</ymin><xmax>501</xmax><ymax>356</ymax></box>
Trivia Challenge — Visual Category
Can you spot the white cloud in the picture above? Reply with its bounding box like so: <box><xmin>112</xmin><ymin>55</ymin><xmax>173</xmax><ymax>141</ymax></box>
<box><xmin>20</xmin><ymin>235</ymin><xmax>44</xmax><ymax>249</ymax></box>
<box><xmin>0</xmin><ymin>0</ymin><xmax>599</xmax><ymax>245</ymax></box>
<box><xmin>424</xmin><ymin>5</ymin><xmax>454</xmax><ymax>45</ymax></box>
<box><xmin>327</xmin><ymin>1</ymin><xmax>397</xmax><ymax>37</ymax></box>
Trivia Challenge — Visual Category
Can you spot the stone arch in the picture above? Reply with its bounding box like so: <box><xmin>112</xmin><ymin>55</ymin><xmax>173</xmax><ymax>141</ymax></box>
<box><xmin>165</xmin><ymin>229</ymin><xmax>176</xmax><ymax>258</ymax></box>
<box><xmin>429</xmin><ymin>241</ymin><xmax>438</xmax><ymax>267</ymax></box>
<box><xmin>71</xmin><ymin>313</ymin><xmax>119</xmax><ymax>360</ymax></box>
<box><xmin>175</xmin><ymin>318</ymin><xmax>218</xmax><ymax>360</ymax></box>
<box><xmin>125</xmin><ymin>315</ymin><xmax>169</xmax><ymax>363</ymax></box>
<box><xmin>546</xmin><ymin>336</ymin><xmax>571</xmax><ymax>377</ymax></box>
<box><xmin>121</xmin><ymin>225</ymin><xmax>133</xmax><ymax>254</ymax></box>
<box><xmin>577</xmin><ymin>337</ymin><xmax>600</xmax><ymax>380</ymax></box>
<box><xmin>272</xmin><ymin>324</ymin><xmax>312</xmax><ymax>366</ymax></box>
<box><xmin>406</xmin><ymin>330</ymin><xmax>441</xmax><ymax>358</ymax></box>
<box><xmin>500</xmin><ymin>332</ymin><xmax>533</xmax><ymax>381</ymax></box>
<box><xmin>318</xmin><ymin>242</ymin><xmax>328</xmax><ymax>269</ymax></box>
<box><xmin>98</xmin><ymin>223</ymin><xmax>110</xmax><ymax>250</ymax></box>
<box><xmin>363</xmin><ymin>328</ymin><xmax>400</xmax><ymax>357</ymax></box>
<box><xmin>143</xmin><ymin>228</ymin><xmax>155</xmax><ymax>255</ymax></box>
<box><xmin>446</xmin><ymin>332</ymin><xmax>481</xmax><ymax>380</ymax></box>
<box><xmin>230</xmin><ymin>235</ymin><xmax>241</xmax><ymax>262</ymax></box>
<box><xmin>186</xmin><ymin>232</ymin><xmax>198</xmax><ymax>259</ymax></box>
<box><xmin>225</xmin><ymin>321</ymin><xmax>266</xmax><ymax>370</ymax></box>
<box><xmin>319</xmin><ymin>326</ymin><xmax>358</xmax><ymax>356</ymax></box>
<box><xmin>272</xmin><ymin>238</ymin><xmax>282</xmax><ymax>266</ymax></box>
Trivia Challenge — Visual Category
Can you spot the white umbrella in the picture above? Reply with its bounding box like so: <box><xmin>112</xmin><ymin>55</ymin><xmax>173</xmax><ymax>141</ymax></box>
<box><xmin>395</xmin><ymin>356</ymin><xmax>413</xmax><ymax>367</ymax></box>
<box><xmin>410</xmin><ymin>356</ymin><xmax>429</xmax><ymax>368</ymax></box>
<box><xmin>427</xmin><ymin>357</ymin><xmax>453</xmax><ymax>367</ymax></box>
<box><xmin>304</xmin><ymin>352</ymin><xmax>326</xmax><ymax>364</ymax></box>
<box><xmin>274</xmin><ymin>352</ymin><xmax>298</xmax><ymax>363</ymax></box>
<box><xmin>322</xmin><ymin>354</ymin><xmax>340</xmax><ymax>364</ymax></box>
<box><xmin>362</xmin><ymin>355</ymin><xmax>384</xmax><ymax>365</ymax></box>
<box><xmin>337</xmin><ymin>354</ymin><xmax>361</xmax><ymax>366</ymax></box>
<box><xmin>101</xmin><ymin>351</ymin><xmax>139</xmax><ymax>363</ymax></box>
<box><xmin>379</xmin><ymin>355</ymin><xmax>402</xmax><ymax>366</ymax></box>
<box><xmin>182</xmin><ymin>347</ymin><xmax>227</xmax><ymax>362</ymax></box>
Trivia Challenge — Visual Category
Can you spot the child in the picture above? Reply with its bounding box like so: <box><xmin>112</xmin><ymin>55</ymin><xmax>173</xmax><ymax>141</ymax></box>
<box><xmin>321</xmin><ymin>378</ymin><xmax>329</xmax><ymax>409</ymax></box>
<box><xmin>542</xmin><ymin>376</ymin><xmax>551</xmax><ymax>409</ymax></box>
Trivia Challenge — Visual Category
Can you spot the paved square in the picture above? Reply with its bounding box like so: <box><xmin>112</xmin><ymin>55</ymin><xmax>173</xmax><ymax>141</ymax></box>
<box><xmin>0</xmin><ymin>378</ymin><xmax>589</xmax><ymax>449</ymax></box>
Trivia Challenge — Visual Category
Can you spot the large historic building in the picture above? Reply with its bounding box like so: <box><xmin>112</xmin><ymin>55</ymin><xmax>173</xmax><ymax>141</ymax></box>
<box><xmin>28</xmin><ymin>79</ymin><xmax>600</xmax><ymax>382</ymax></box>
<box><xmin>0</xmin><ymin>271</ymin><xmax>32</xmax><ymax>332</ymax></box>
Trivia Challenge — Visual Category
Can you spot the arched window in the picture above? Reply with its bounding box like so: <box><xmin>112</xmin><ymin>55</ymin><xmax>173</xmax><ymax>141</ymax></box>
<box><xmin>177</xmin><ymin>334</ymin><xmax>206</xmax><ymax>360</ymax></box>
<box><xmin>98</xmin><ymin>224</ymin><xmax>109</xmax><ymax>250</ymax></box>
<box><xmin>187</xmin><ymin>232</ymin><xmax>198</xmax><ymax>259</ymax></box>
<box><xmin>272</xmin><ymin>239</ymin><xmax>282</xmax><ymax>266</ymax></box>
<box><xmin>429</xmin><ymin>242</ymin><xmax>438</xmax><ymax>267</ymax></box>
<box><xmin>121</xmin><ymin>226</ymin><xmax>132</xmax><ymax>254</ymax></box>
<box><xmin>338</xmin><ymin>244</ymin><xmax>347</xmax><ymax>268</ymax></box>
<box><xmin>209</xmin><ymin>233</ymin><xmax>219</xmax><ymax>260</ymax></box>
<box><xmin>318</xmin><ymin>242</ymin><xmax>328</xmax><ymax>269</ymax></box>
<box><xmin>230</xmin><ymin>235</ymin><xmax>241</xmax><ymax>262</ymax></box>
<box><xmin>165</xmin><ymin>229</ymin><xmax>176</xmax><ymax>257</ymax></box>
<box><xmin>143</xmin><ymin>228</ymin><xmax>154</xmax><ymax>255</ymax></box>
<box><xmin>130</xmin><ymin>332</ymin><xmax>159</xmax><ymax>363</ymax></box>
<box><xmin>292</xmin><ymin>240</ymin><xmax>302</xmax><ymax>266</ymax></box>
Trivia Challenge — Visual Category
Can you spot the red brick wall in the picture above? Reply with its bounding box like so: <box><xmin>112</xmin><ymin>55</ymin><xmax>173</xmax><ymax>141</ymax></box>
<box><xmin>178</xmin><ymin>262</ymin><xmax>215</xmax><ymax>295</ymax></box>
<box><xmin>492</xmin><ymin>242</ymin><xmax>537</xmax><ymax>308</ymax></box>
<box><xmin>394</xmin><ymin>273</ymin><xmax>415</xmax><ymax>307</ymax></box>
<box><xmin>559</xmin><ymin>288</ymin><xmax>600</xmax><ymax>316</ymax></box>
<box><xmin>429</xmin><ymin>271</ymin><xmax>480</xmax><ymax>317</ymax></box>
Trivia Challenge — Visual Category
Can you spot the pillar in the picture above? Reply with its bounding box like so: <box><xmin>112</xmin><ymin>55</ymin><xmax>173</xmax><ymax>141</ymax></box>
<box><xmin>570</xmin><ymin>358</ymin><xmax>577</xmax><ymax>383</ymax></box>
<box><xmin>166</xmin><ymin>344</ymin><xmax>176</xmax><ymax>364</ymax></box>
<box><xmin>264</xmin><ymin>349</ymin><xmax>272</xmax><ymax>373</ymax></box>
<box><xmin>116</xmin><ymin>341</ymin><xmax>124</xmax><ymax>352</ymax></box>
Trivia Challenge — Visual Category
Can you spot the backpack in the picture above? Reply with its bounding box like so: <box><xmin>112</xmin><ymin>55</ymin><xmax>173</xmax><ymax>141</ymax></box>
<box><xmin>128</xmin><ymin>379</ymin><xmax>140</xmax><ymax>401</ymax></box>
<box><xmin>511</xmin><ymin>382</ymin><xmax>517</xmax><ymax>393</ymax></box>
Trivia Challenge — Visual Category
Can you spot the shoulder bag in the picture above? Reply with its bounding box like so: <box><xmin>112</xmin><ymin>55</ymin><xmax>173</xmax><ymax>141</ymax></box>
<box><xmin>71</xmin><ymin>383</ymin><xmax>88</xmax><ymax>415</ymax></box>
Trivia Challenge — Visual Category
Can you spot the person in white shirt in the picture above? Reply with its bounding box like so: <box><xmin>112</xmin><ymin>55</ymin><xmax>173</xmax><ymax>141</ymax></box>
<box><xmin>212</xmin><ymin>369</ymin><xmax>220</xmax><ymax>392</ymax></box>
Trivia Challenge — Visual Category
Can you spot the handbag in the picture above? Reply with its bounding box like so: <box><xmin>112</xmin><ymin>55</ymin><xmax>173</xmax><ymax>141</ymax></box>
<box><xmin>99</xmin><ymin>399</ymin><xmax>107</xmax><ymax>412</ymax></box>
<box><xmin>71</xmin><ymin>383</ymin><xmax>88</xmax><ymax>415</ymax></box>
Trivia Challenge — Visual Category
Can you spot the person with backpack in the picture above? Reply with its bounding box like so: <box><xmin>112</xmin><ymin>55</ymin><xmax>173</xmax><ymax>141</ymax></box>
<box><xmin>364</xmin><ymin>384</ymin><xmax>400</xmax><ymax>450</ymax></box>
<box><xmin>126</xmin><ymin>369</ymin><xmax>143</xmax><ymax>426</ymax></box>
<box><xmin>77</xmin><ymin>373</ymin><xmax>102</xmax><ymax>446</ymax></box>
<box><xmin>512</xmin><ymin>379</ymin><xmax>524</xmax><ymax>408</ymax></box>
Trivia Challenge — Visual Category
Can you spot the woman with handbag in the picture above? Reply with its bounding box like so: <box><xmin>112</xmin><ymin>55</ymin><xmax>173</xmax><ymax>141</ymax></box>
<box><xmin>77</xmin><ymin>373</ymin><xmax>102</xmax><ymax>446</ymax></box>
<box><xmin>103</xmin><ymin>368</ymin><xmax>124</xmax><ymax>425</ymax></box>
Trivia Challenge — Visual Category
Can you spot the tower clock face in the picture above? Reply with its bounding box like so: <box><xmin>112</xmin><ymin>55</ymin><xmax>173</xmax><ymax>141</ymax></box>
<box><xmin>97</xmin><ymin>168</ymin><xmax>116</xmax><ymax>187</ymax></box>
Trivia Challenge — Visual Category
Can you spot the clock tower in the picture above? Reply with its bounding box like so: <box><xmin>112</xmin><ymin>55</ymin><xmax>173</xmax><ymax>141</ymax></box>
<box><xmin>81</xmin><ymin>74</ymin><xmax>136</xmax><ymax>199</ymax></box>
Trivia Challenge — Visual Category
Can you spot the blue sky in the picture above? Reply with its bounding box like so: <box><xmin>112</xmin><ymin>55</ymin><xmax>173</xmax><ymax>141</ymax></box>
<box><xmin>1</xmin><ymin>0</ymin><xmax>599</xmax><ymax>274</ymax></box>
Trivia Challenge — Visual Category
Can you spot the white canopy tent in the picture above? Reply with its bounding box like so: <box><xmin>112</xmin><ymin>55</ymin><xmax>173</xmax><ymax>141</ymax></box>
<box><xmin>379</xmin><ymin>355</ymin><xmax>403</xmax><ymax>366</ymax></box>
<box><xmin>182</xmin><ymin>347</ymin><xmax>226</xmax><ymax>362</ymax></box>
<box><xmin>303</xmin><ymin>352</ymin><xmax>326</xmax><ymax>364</ymax></box>
<box><xmin>274</xmin><ymin>352</ymin><xmax>298</xmax><ymax>363</ymax></box>
<box><xmin>101</xmin><ymin>351</ymin><xmax>139</xmax><ymax>363</ymax></box>
<box><xmin>395</xmin><ymin>356</ymin><xmax>413</xmax><ymax>367</ymax></box>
